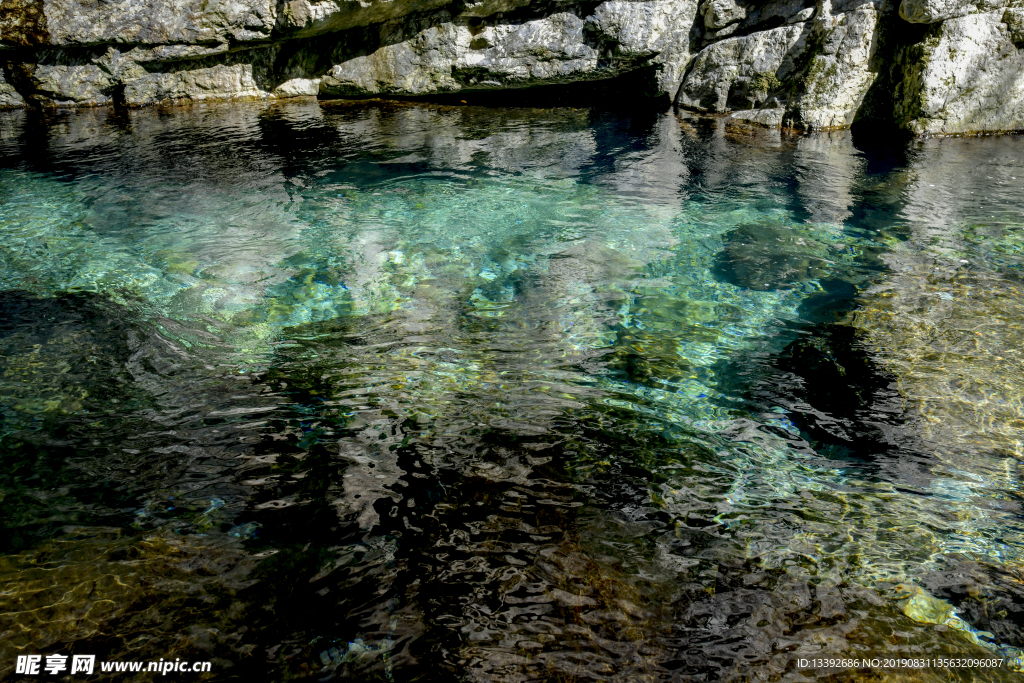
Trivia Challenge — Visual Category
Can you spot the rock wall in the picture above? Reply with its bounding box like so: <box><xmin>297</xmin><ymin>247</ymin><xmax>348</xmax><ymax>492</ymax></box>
<box><xmin>1</xmin><ymin>0</ymin><xmax>1022</xmax><ymax>133</ymax></box>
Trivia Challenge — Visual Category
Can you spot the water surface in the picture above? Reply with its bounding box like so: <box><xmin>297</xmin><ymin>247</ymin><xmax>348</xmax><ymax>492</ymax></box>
<box><xmin>1</xmin><ymin>101</ymin><xmax>1024</xmax><ymax>681</ymax></box>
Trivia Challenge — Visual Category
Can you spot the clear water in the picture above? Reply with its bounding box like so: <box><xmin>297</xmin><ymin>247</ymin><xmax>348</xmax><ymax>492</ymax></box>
<box><xmin>1</xmin><ymin>101</ymin><xmax>1024</xmax><ymax>681</ymax></box>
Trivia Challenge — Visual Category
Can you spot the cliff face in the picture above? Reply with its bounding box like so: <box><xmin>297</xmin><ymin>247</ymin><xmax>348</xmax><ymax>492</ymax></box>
<box><xmin>1</xmin><ymin>0</ymin><xmax>1022</xmax><ymax>133</ymax></box>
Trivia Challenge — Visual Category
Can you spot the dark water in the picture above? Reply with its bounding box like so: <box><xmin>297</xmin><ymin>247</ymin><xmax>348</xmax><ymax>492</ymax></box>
<box><xmin>2</xmin><ymin>101</ymin><xmax>1024</xmax><ymax>681</ymax></box>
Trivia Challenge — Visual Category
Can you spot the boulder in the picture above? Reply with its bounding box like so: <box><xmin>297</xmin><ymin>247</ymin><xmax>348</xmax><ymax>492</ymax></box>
<box><xmin>703</xmin><ymin>0</ymin><xmax>747</xmax><ymax>31</ymax></box>
<box><xmin>123</xmin><ymin>63</ymin><xmax>271</xmax><ymax>106</ymax></box>
<box><xmin>320</xmin><ymin>13</ymin><xmax>609</xmax><ymax>97</ymax></box>
<box><xmin>0</xmin><ymin>0</ymin><xmax>276</xmax><ymax>47</ymax></box>
<box><xmin>734</xmin><ymin>0</ymin><xmax>817</xmax><ymax>33</ymax></box>
<box><xmin>279</xmin><ymin>0</ymin><xmax>450</xmax><ymax>37</ymax></box>
<box><xmin>15</xmin><ymin>62</ymin><xmax>115</xmax><ymax>106</ymax></box>
<box><xmin>786</xmin><ymin>8</ymin><xmax>882</xmax><ymax>129</ymax></box>
<box><xmin>273</xmin><ymin>76</ymin><xmax>322</xmax><ymax>96</ymax></box>
<box><xmin>588</xmin><ymin>0</ymin><xmax>700</xmax><ymax>94</ymax></box>
<box><xmin>6</xmin><ymin>47</ymin><xmax>275</xmax><ymax>106</ymax></box>
<box><xmin>895</xmin><ymin>11</ymin><xmax>1024</xmax><ymax>134</ymax></box>
<box><xmin>0</xmin><ymin>68</ymin><xmax>25</xmax><ymax>107</ymax></box>
<box><xmin>899</xmin><ymin>0</ymin><xmax>1021</xmax><ymax>24</ymax></box>
<box><xmin>676</xmin><ymin>24</ymin><xmax>807</xmax><ymax>112</ymax></box>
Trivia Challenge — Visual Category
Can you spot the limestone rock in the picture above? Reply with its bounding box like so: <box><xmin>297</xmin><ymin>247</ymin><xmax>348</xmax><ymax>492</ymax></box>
<box><xmin>679</xmin><ymin>1</ymin><xmax>885</xmax><ymax>131</ymax></box>
<box><xmin>676</xmin><ymin>24</ymin><xmax>807</xmax><ymax>112</ymax></box>
<box><xmin>738</xmin><ymin>0</ymin><xmax>817</xmax><ymax>32</ymax></box>
<box><xmin>277</xmin><ymin>0</ymin><xmax>571</xmax><ymax>38</ymax></box>
<box><xmin>0</xmin><ymin>69</ymin><xmax>24</xmax><ymax>108</ymax></box>
<box><xmin>5</xmin><ymin>44</ymin><xmax>277</xmax><ymax>107</ymax></box>
<box><xmin>703</xmin><ymin>0</ymin><xmax>747</xmax><ymax>30</ymax></box>
<box><xmin>1006</xmin><ymin>6</ymin><xmax>1024</xmax><ymax>43</ymax></box>
<box><xmin>320</xmin><ymin>13</ymin><xmax>610</xmax><ymax>97</ymax></box>
<box><xmin>320</xmin><ymin>23</ymin><xmax>472</xmax><ymax>96</ymax></box>
<box><xmin>895</xmin><ymin>11</ymin><xmax>1024</xmax><ymax>134</ymax></box>
<box><xmin>278</xmin><ymin>0</ymin><xmax>450</xmax><ymax>37</ymax></box>
<box><xmin>274</xmin><ymin>76</ymin><xmax>322</xmax><ymax>96</ymax></box>
<box><xmin>124</xmin><ymin>63</ymin><xmax>270</xmax><ymax>106</ymax></box>
<box><xmin>0</xmin><ymin>0</ymin><xmax>1018</xmax><ymax>136</ymax></box>
<box><xmin>899</xmin><ymin>0</ymin><xmax>1021</xmax><ymax>24</ymax></box>
<box><xmin>18</xmin><ymin>63</ymin><xmax>115</xmax><ymax>106</ymax></box>
<box><xmin>588</xmin><ymin>0</ymin><xmax>700</xmax><ymax>95</ymax></box>
<box><xmin>1</xmin><ymin>0</ymin><xmax>277</xmax><ymax>47</ymax></box>
<box><xmin>786</xmin><ymin>8</ymin><xmax>881</xmax><ymax>129</ymax></box>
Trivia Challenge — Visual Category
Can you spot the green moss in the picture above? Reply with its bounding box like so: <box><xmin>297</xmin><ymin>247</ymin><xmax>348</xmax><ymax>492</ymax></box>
<box><xmin>807</xmin><ymin>56</ymin><xmax>827</xmax><ymax>82</ymax></box>
<box><xmin>749</xmin><ymin>71</ymin><xmax>782</xmax><ymax>93</ymax></box>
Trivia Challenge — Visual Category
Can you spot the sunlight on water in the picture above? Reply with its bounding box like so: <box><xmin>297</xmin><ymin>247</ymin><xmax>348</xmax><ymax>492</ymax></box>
<box><xmin>1</xmin><ymin>102</ymin><xmax>1024</xmax><ymax>680</ymax></box>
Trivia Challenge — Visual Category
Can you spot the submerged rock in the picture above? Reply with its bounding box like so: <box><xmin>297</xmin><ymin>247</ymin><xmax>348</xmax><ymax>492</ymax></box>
<box><xmin>852</xmin><ymin>262</ymin><xmax>1024</xmax><ymax>462</ymax></box>
<box><xmin>0</xmin><ymin>290</ymin><xmax>136</xmax><ymax>417</ymax></box>
<box><xmin>711</xmin><ymin>222</ymin><xmax>842</xmax><ymax>291</ymax></box>
<box><xmin>0</xmin><ymin>529</ymin><xmax>258</xmax><ymax>677</ymax></box>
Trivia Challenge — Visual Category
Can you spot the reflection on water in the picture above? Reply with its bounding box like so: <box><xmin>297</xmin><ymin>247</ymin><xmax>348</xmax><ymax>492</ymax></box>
<box><xmin>2</xmin><ymin>101</ymin><xmax>1024</xmax><ymax>680</ymax></box>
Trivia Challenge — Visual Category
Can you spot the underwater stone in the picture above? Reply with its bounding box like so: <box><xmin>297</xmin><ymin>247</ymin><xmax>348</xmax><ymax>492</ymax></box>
<box><xmin>853</xmin><ymin>262</ymin><xmax>1024</xmax><ymax>463</ymax></box>
<box><xmin>711</xmin><ymin>223</ymin><xmax>836</xmax><ymax>290</ymax></box>
<box><xmin>0</xmin><ymin>290</ymin><xmax>136</xmax><ymax>417</ymax></box>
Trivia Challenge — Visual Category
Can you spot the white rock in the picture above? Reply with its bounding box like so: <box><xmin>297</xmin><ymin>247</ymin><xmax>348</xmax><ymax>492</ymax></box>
<box><xmin>16</xmin><ymin>63</ymin><xmax>116</xmax><ymax>106</ymax></box>
<box><xmin>321</xmin><ymin>14</ymin><xmax>606</xmax><ymax>96</ymax></box>
<box><xmin>676</xmin><ymin>24</ymin><xmax>806</xmax><ymax>112</ymax></box>
<box><xmin>0</xmin><ymin>71</ymin><xmax>24</xmax><ymax>108</ymax></box>
<box><xmin>730</xmin><ymin>107</ymin><xmax>785</xmax><ymax>126</ymax></box>
<box><xmin>588</xmin><ymin>0</ymin><xmax>700</xmax><ymax>95</ymax></box>
<box><xmin>280</xmin><ymin>0</ymin><xmax>451</xmax><ymax>37</ymax></box>
<box><xmin>895</xmin><ymin>11</ymin><xmax>1024</xmax><ymax>134</ymax></box>
<box><xmin>124</xmin><ymin>64</ymin><xmax>271</xmax><ymax>105</ymax></box>
<box><xmin>38</xmin><ymin>0</ymin><xmax>276</xmax><ymax>45</ymax></box>
<box><xmin>703</xmin><ymin>0</ymin><xmax>747</xmax><ymax>29</ymax></box>
<box><xmin>899</xmin><ymin>0</ymin><xmax>1017</xmax><ymax>23</ymax></box>
<box><xmin>274</xmin><ymin>77</ymin><xmax>323</xmax><ymax>97</ymax></box>
<box><xmin>787</xmin><ymin>9</ymin><xmax>881</xmax><ymax>129</ymax></box>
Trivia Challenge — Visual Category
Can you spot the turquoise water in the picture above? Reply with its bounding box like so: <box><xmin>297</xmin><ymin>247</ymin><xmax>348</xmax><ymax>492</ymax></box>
<box><xmin>2</xmin><ymin>101</ymin><xmax>1024</xmax><ymax>680</ymax></box>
